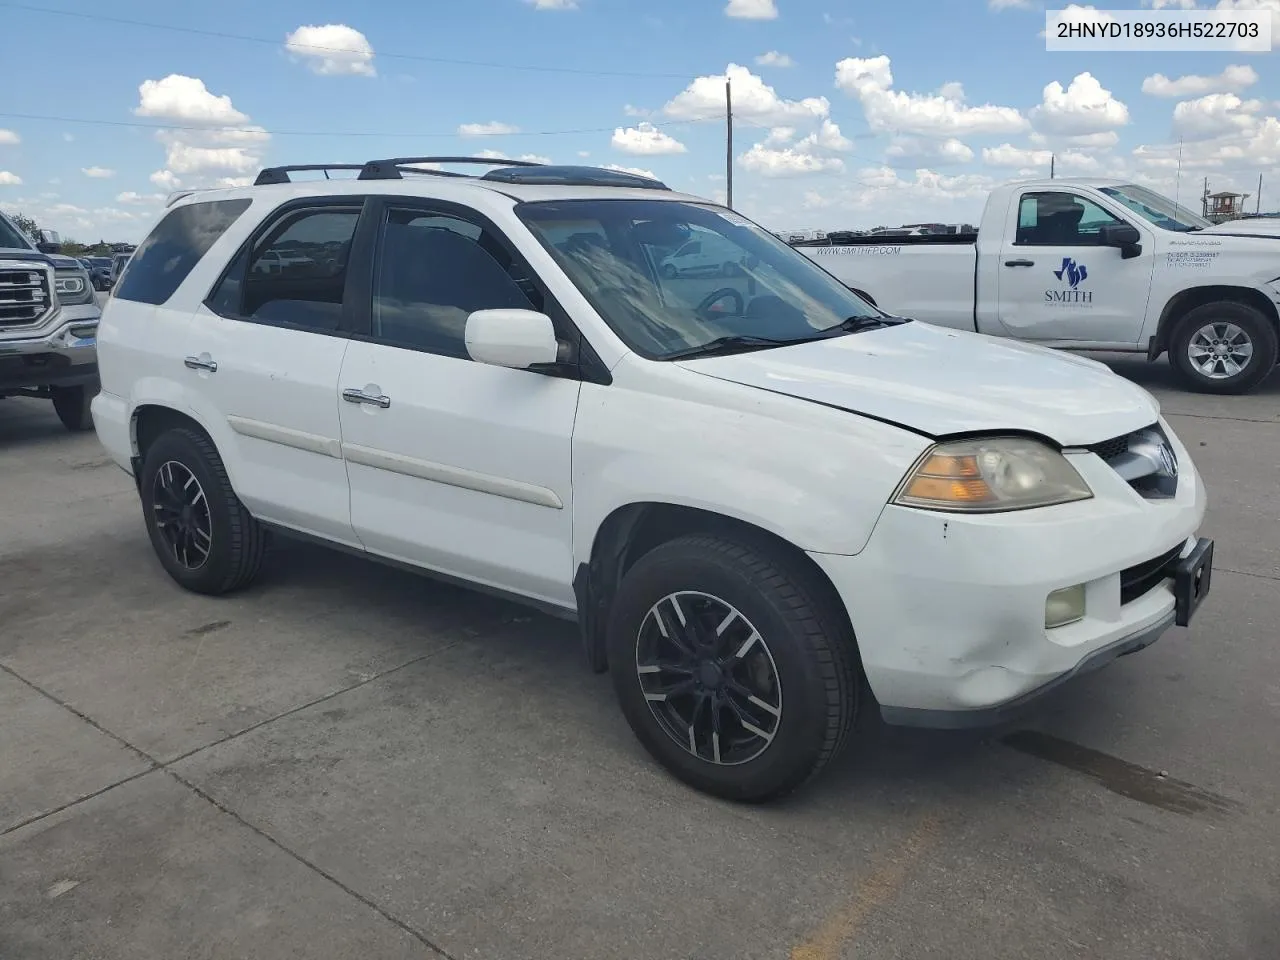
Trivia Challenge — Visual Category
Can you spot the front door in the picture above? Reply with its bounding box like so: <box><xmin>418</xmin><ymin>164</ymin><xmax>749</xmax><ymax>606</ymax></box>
<box><xmin>996</xmin><ymin>189</ymin><xmax>1154</xmax><ymax>346</ymax></box>
<box><xmin>337</xmin><ymin>200</ymin><xmax>580</xmax><ymax>608</ymax></box>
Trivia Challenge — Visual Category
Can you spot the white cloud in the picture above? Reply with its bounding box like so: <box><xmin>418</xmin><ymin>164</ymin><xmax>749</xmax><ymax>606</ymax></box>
<box><xmin>755</xmin><ymin>51</ymin><xmax>794</xmax><ymax>67</ymax></box>
<box><xmin>1142</xmin><ymin>65</ymin><xmax>1258</xmax><ymax>98</ymax></box>
<box><xmin>611</xmin><ymin>122</ymin><xmax>688</xmax><ymax>155</ymax></box>
<box><xmin>0</xmin><ymin>129</ymin><xmax>19</xmax><ymax>145</ymax></box>
<box><xmin>1030</xmin><ymin>72</ymin><xmax>1129</xmax><ymax>135</ymax></box>
<box><xmin>458</xmin><ymin>121</ymin><xmax>520</xmax><ymax>137</ymax></box>
<box><xmin>623</xmin><ymin>105</ymin><xmax>653</xmax><ymax>118</ymax></box>
<box><xmin>284</xmin><ymin>24</ymin><xmax>376</xmax><ymax>76</ymax></box>
<box><xmin>0</xmin><ymin>171</ymin><xmax>22</xmax><ymax>186</ymax></box>
<box><xmin>116</xmin><ymin>191</ymin><xmax>164</xmax><ymax>204</ymax></box>
<box><xmin>725</xmin><ymin>0</ymin><xmax>778</xmax><ymax>19</ymax></box>
<box><xmin>525</xmin><ymin>0</ymin><xmax>578</xmax><ymax>8</ymax></box>
<box><xmin>739</xmin><ymin>143</ymin><xmax>844</xmax><ymax>177</ymax></box>
<box><xmin>62</xmin><ymin>133</ymin><xmax>74</xmax><ymax>143</ymax></box>
<box><xmin>795</xmin><ymin>118</ymin><xmax>854</xmax><ymax>152</ymax></box>
<box><xmin>477</xmin><ymin>149</ymin><xmax>553</xmax><ymax>164</ymax></box>
<box><xmin>605</xmin><ymin>162</ymin><xmax>659</xmax><ymax>179</ymax></box>
<box><xmin>938</xmin><ymin>82</ymin><xmax>965</xmax><ymax>103</ymax></box>
<box><xmin>887</xmin><ymin>136</ymin><xmax>975</xmax><ymax>166</ymax></box>
<box><xmin>81</xmin><ymin>167</ymin><xmax>115</xmax><ymax>179</ymax></box>
<box><xmin>91</xmin><ymin>207</ymin><xmax>138</xmax><ymax>222</ymax></box>
<box><xmin>135</xmin><ymin>74</ymin><xmax>250</xmax><ymax>126</ymax></box>
<box><xmin>835</xmin><ymin>56</ymin><xmax>1027</xmax><ymax>136</ymax></box>
<box><xmin>135</xmin><ymin>75</ymin><xmax>269</xmax><ymax>189</ymax></box>
<box><xmin>764</xmin><ymin>126</ymin><xmax>795</xmax><ymax>145</ymax></box>
<box><xmin>1173</xmin><ymin>93</ymin><xmax>1263</xmax><ymax>139</ymax></box>
<box><xmin>664</xmin><ymin>63</ymin><xmax>829</xmax><ymax>126</ymax></box>
<box><xmin>1146</xmin><ymin>0</ymin><xmax>1198</xmax><ymax>8</ymax></box>
<box><xmin>983</xmin><ymin>143</ymin><xmax>1053</xmax><ymax>167</ymax></box>
<box><xmin>577</xmin><ymin>150</ymin><xmax>591</xmax><ymax>158</ymax></box>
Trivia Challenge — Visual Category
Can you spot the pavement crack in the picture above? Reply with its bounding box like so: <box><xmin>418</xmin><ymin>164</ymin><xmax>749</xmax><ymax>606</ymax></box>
<box><xmin>0</xmin><ymin>768</ymin><xmax>158</xmax><ymax>838</ymax></box>
<box><xmin>164</xmin><ymin>766</ymin><xmax>457</xmax><ymax>959</ymax></box>
<box><xmin>1219</xmin><ymin>566</ymin><xmax>1280</xmax><ymax>583</ymax></box>
<box><xmin>1163</xmin><ymin>412</ymin><xmax>1280</xmax><ymax>425</ymax></box>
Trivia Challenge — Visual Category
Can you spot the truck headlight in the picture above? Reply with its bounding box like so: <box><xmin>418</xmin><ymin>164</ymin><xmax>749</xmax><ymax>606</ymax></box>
<box><xmin>54</xmin><ymin>270</ymin><xmax>94</xmax><ymax>305</ymax></box>
<box><xmin>892</xmin><ymin>437</ymin><xmax>1093</xmax><ymax>513</ymax></box>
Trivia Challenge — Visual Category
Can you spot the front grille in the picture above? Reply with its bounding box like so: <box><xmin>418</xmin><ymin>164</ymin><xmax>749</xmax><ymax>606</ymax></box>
<box><xmin>1087</xmin><ymin>434</ymin><xmax>1131</xmax><ymax>462</ymax></box>
<box><xmin>1120</xmin><ymin>544</ymin><xmax>1182</xmax><ymax>605</ymax></box>
<box><xmin>0</xmin><ymin>263</ymin><xmax>53</xmax><ymax>329</ymax></box>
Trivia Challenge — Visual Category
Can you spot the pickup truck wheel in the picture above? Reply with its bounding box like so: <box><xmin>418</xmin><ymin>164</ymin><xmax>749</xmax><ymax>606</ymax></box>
<box><xmin>1170</xmin><ymin>302</ymin><xmax>1278</xmax><ymax>395</ymax></box>
<box><xmin>607</xmin><ymin>534</ymin><xmax>859</xmax><ymax>802</ymax></box>
<box><xmin>138</xmin><ymin>428</ymin><xmax>266</xmax><ymax>595</ymax></box>
<box><xmin>50</xmin><ymin>384</ymin><xmax>95</xmax><ymax>431</ymax></box>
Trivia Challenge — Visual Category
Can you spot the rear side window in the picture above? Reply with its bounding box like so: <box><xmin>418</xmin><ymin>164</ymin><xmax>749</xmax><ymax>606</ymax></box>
<box><xmin>115</xmin><ymin>198</ymin><xmax>251</xmax><ymax>305</ymax></box>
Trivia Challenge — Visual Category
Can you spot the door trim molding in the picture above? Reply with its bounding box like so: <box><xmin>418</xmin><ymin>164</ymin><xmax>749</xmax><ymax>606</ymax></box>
<box><xmin>341</xmin><ymin>442</ymin><xmax>564</xmax><ymax>509</ymax></box>
<box><xmin>227</xmin><ymin>416</ymin><xmax>343</xmax><ymax>459</ymax></box>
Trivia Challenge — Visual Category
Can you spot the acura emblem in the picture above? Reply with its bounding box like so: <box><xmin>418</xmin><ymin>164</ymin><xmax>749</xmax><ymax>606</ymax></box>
<box><xmin>1156</xmin><ymin>442</ymin><xmax>1179</xmax><ymax>478</ymax></box>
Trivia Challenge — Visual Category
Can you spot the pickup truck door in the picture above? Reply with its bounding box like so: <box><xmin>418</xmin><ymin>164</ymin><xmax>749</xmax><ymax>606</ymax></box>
<box><xmin>996</xmin><ymin>189</ymin><xmax>1154</xmax><ymax>345</ymax></box>
<box><xmin>335</xmin><ymin>198</ymin><xmax>580</xmax><ymax>609</ymax></box>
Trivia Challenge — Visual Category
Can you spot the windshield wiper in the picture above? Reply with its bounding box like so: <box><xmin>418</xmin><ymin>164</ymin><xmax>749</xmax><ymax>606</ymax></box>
<box><xmin>665</xmin><ymin>334</ymin><xmax>796</xmax><ymax>359</ymax></box>
<box><xmin>817</xmin><ymin>313</ymin><xmax>910</xmax><ymax>336</ymax></box>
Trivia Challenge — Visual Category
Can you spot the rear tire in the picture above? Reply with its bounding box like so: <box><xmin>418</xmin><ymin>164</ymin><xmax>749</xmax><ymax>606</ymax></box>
<box><xmin>607</xmin><ymin>533</ymin><xmax>859</xmax><ymax>802</ymax></box>
<box><xmin>138</xmin><ymin>427</ymin><xmax>267</xmax><ymax>595</ymax></box>
<box><xmin>51</xmin><ymin>384</ymin><xmax>95</xmax><ymax>432</ymax></box>
<box><xmin>1169</xmin><ymin>301</ymin><xmax>1278</xmax><ymax>395</ymax></box>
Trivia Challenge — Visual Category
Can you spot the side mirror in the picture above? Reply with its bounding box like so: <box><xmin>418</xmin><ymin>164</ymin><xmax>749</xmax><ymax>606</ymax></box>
<box><xmin>465</xmin><ymin>308</ymin><xmax>561</xmax><ymax>370</ymax></box>
<box><xmin>36</xmin><ymin>228</ymin><xmax>62</xmax><ymax>254</ymax></box>
<box><xmin>1099</xmin><ymin>222</ymin><xmax>1142</xmax><ymax>259</ymax></box>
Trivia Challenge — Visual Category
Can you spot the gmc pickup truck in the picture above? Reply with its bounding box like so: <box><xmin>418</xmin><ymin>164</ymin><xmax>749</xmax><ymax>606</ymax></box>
<box><xmin>794</xmin><ymin>178</ymin><xmax>1280</xmax><ymax>394</ymax></box>
<box><xmin>0</xmin><ymin>211</ymin><xmax>101</xmax><ymax>429</ymax></box>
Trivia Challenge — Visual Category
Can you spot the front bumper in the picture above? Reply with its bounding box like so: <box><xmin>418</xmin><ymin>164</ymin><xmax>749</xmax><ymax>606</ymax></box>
<box><xmin>809</xmin><ymin>417</ymin><xmax>1209</xmax><ymax>727</ymax></box>
<box><xmin>0</xmin><ymin>307</ymin><xmax>99</xmax><ymax>390</ymax></box>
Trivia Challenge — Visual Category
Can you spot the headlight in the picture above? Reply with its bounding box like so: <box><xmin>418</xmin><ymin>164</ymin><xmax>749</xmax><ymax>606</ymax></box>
<box><xmin>54</xmin><ymin>270</ymin><xmax>94</xmax><ymax>304</ymax></box>
<box><xmin>893</xmin><ymin>437</ymin><xmax>1093</xmax><ymax>513</ymax></box>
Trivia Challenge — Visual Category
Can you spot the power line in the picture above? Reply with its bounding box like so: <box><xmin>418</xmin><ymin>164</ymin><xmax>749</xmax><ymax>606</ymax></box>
<box><xmin>0</xmin><ymin>111</ymin><xmax>722</xmax><ymax>139</ymax></box>
<box><xmin>0</xmin><ymin>1</ymin><xmax>697</xmax><ymax>79</ymax></box>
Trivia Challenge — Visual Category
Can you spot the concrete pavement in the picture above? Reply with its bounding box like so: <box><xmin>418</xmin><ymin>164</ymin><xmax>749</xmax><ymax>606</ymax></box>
<box><xmin>1</xmin><ymin>357</ymin><xmax>1277</xmax><ymax>960</ymax></box>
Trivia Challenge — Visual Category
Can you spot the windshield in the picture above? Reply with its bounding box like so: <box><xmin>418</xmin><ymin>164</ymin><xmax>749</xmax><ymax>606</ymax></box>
<box><xmin>1100</xmin><ymin>183</ymin><xmax>1210</xmax><ymax>232</ymax></box>
<box><xmin>517</xmin><ymin>199</ymin><xmax>883</xmax><ymax>359</ymax></box>
<box><xmin>0</xmin><ymin>215</ymin><xmax>32</xmax><ymax>250</ymax></box>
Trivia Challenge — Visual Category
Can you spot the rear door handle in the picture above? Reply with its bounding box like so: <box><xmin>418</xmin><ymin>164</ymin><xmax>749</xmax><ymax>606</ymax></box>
<box><xmin>184</xmin><ymin>355</ymin><xmax>218</xmax><ymax>372</ymax></box>
<box><xmin>342</xmin><ymin>387</ymin><xmax>391</xmax><ymax>409</ymax></box>
<box><xmin>1004</xmin><ymin>259</ymin><xmax>1035</xmax><ymax>267</ymax></box>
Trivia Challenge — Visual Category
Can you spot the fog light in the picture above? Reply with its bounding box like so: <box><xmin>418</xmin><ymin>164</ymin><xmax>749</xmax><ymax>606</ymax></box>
<box><xmin>1045</xmin><ymin>584</ymin><xmax>1086</xmax><ymax>628</ymax></box>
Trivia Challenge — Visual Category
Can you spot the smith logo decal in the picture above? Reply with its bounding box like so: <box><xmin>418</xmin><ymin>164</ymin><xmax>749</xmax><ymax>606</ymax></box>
<box><xmin>1053</xmin><ymin>257</ymin><xmax>1088</xmax><ymax>288</ymax></box>
<box><xmin>1045</xmin><ymin>256</ymin><xmax>1094</xmax><ymax>305</ymax></box>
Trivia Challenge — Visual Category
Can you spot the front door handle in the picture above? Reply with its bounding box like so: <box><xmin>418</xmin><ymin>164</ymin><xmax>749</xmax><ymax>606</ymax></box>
<box><xmin>342</xmin><ymin>387</ymin><xmax>391</xmax><ymax>409</ymax></box>
<box><xmin>184</xmin><ymin>355</ymin><xmax>218</xmax><ymax>372</ymax></box>
<box><xmin>1004</xmin><ymin>259</ymin><xmax>1035</xmax><ymax>267</ymax></box>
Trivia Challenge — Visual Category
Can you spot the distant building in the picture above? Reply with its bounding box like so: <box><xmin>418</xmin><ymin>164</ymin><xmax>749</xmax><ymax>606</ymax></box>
<box><xmin>1203</xmin><ymin>191</ymin><xmax>1249</xmax><ymax>223</ymax></box>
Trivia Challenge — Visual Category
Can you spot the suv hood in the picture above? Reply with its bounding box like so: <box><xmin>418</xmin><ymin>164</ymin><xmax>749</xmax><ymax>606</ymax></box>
<box><xmin>675</xmin><ymin>321</ymin><xmax>1159</xmax><ymax>447</ymax></box>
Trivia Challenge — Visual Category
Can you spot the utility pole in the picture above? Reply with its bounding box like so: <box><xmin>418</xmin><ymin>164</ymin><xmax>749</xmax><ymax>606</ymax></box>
<box><xmin>1050</xmin><ymin>154</ymin><xmax>1055</xmax><ymax>179</ymax></box>
<box><xmin>1258</xmin><ymin>173</ymin><xmax>1263</xmax><ymax>214</ymax></box>
<box><xmin>1172</xmin><ymin>138</ymin><xmax>1183</xmax><ymax>221</ymax></box>
<box><xmin>725</xmin><ymin>79</ymin><xmax>734</xmax><ymax>209</ymax></box>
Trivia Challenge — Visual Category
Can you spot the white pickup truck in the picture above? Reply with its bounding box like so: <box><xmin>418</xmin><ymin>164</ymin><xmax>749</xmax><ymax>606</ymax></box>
<box><xmin>794</xmin><ymin>178</ymin><xmax>1280</xmax><ymax>394</ymax></box>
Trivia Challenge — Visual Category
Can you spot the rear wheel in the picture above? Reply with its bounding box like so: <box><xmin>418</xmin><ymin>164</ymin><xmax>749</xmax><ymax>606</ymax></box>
<box><xmin>607</xmin><ymin>534</ymin><xmax>859</xmax><ymax>802</ymax></box>
<box><xmin>51</xmin><ymin>384</ymin><xmax>95</xmax><ymax>431</ymax></box>
<box><xmin>1169</xmin><ymin>302</ymin><xmax>1278</xmax><ymax>395</ymax></box>
<box><xmin>138</xmin><ymin>427</ymin><xmax>267</xmax><ymax>595</ymax></box>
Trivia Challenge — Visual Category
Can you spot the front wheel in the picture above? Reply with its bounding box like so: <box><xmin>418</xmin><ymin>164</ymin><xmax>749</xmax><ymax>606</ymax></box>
<box><xmin>660</xmin><ymin>263</ymin><xmax>679</xmax><ymax>279</ymax></box>
<box><xmin>1169</xmin><ymin>302</ymin><xmax>1278</xmax><ymax>395</ymax></box>
<box><xmin>607</xmin><ymin>534</ymin><xmax>860</xmax><ymax>802</ymax></box>
<box><xmin>138</xmin><ymin>427</ymin><xmax>267</xmax><ymax>595</ymax></box>
<box><xmin>51</xmin><ymin>384</ymin><xmax>95</xmax><ymax>431</ymax></box>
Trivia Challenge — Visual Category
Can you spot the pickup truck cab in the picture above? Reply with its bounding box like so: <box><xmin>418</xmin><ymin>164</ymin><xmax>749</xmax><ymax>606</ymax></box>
<box><xmin>0</xmin><ymin>212</ymin><xmax>102</xmax><ymax>429</ymax></box>
<box><xmin>92</xmin><ymin>158</ymin><xmax>1212</xmax><ymax>801</ymax></box>
<box><xmin>795</xmin><ymin>178</ymin><xmax>1280</xmax><ymax>394</ymax></box>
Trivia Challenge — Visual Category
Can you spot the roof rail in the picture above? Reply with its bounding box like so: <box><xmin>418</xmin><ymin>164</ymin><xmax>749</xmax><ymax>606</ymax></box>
<box><xmin>481</xmin><ymin>164</ymin><xmax>669</xmax><ymax>190</ymax></box>
<box><xmin>253</xmin><ymin>164</ymin><xmax>367</xmax><ymax>186</ymax></box>
<box><xmin>357</xmin><ymin>156</ymin><xmax>543</xmax><ymax>180</ymax></box>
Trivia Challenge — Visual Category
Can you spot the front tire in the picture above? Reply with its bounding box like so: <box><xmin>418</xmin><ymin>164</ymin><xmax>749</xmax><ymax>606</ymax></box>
<box><xmin>607</xmin><ymin>534</ymin><xmax>859</xmax><ymax>802</ymax></box>
<box><xmin>51</xmin><ymin>384</ymin><xmax>95</xmax><ymax>431</ymax></box>
<box><xmin>1169</xmin><ymin>302</ymin><xmax>1278</xmax><ymax>395</ymax></box>
<box><xmin>138</xmin><ymin>427</ymin><xmax>267</xmax><ymax>595</ymax></box>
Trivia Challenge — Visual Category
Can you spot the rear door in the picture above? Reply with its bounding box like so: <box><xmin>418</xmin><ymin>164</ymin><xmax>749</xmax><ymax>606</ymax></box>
<box><xmin>996</xmin><ymin>189</ymin><xmax>1154</xmax><ymax>345</ymax></box>
<box><xmin>183</xmin><ymin>197</ymin><xmax>368</xmax><ymax>546</ymax></box>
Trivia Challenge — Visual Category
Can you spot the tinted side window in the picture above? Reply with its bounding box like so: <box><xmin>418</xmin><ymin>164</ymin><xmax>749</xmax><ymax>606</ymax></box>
<box><xmin>372</xmin><ymin>209</ymin><xmax>535</xmax><ymax>358</ymax></box>
<box><xmin>1015</xmin><ymin>192</ymin><xmax>1122</xmax><ymax>246</ymax></box>
<box><xmin>208</xmin><ymin>206</ymin><xmax>361</xmax><ymax>332</ymax></box>
<box><xmin>116</xmin><ymin>199</ymin><xmax>251</xmax><ymax>305</ymax></box>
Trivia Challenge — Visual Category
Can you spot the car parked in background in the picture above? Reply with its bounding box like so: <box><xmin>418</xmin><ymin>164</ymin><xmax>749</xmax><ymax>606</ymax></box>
<box><xmin>659</xmin><ymin>226</ymin><xmax>747</xmax><ymax>278</ymax></box>
<box><xmin>111</xmin><ymin>251</ymin><xmax>132</xmax><ymax>288</ymax></box>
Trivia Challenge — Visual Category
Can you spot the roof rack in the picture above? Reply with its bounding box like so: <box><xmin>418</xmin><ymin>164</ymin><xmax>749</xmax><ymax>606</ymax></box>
<box><xmin>481</xmin><ymin>164</ymin><xmax>669</xmax><ymax>190</ymax></box>
<box><xmin>253</xmin><ymin>164</ymin><xmax>367</xmax><ymax>186</ymax></box>
<box><xmin>357</xmin><ymin>156</ymin><xmax>542</xmax><ymax>180</ymax></box>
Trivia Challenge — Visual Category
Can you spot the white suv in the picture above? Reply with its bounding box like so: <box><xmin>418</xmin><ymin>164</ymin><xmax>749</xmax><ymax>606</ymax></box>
<box><xmin>92</xmin><ymin>158</ymin><xmax>1214</xmax><ymax>801</ymax></box>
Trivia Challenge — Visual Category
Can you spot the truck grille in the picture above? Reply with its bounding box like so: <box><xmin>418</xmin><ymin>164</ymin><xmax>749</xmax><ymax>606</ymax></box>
<box><xmin>0</xmin><ymin>263</ymin><xmax>53</xmax><ymax>330</ymax></box>
<box><xmin>1086</xmin><ymin>423</ymin><xmax>1179</xmax><ymax>500</ymax></box>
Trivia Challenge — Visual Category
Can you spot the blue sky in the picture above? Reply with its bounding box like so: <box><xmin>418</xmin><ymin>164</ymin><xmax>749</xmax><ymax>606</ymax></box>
<box><xmin>1</xmin><ymin>0</ymin><xmax>1276</xmax><ymax>241</ymax></box>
